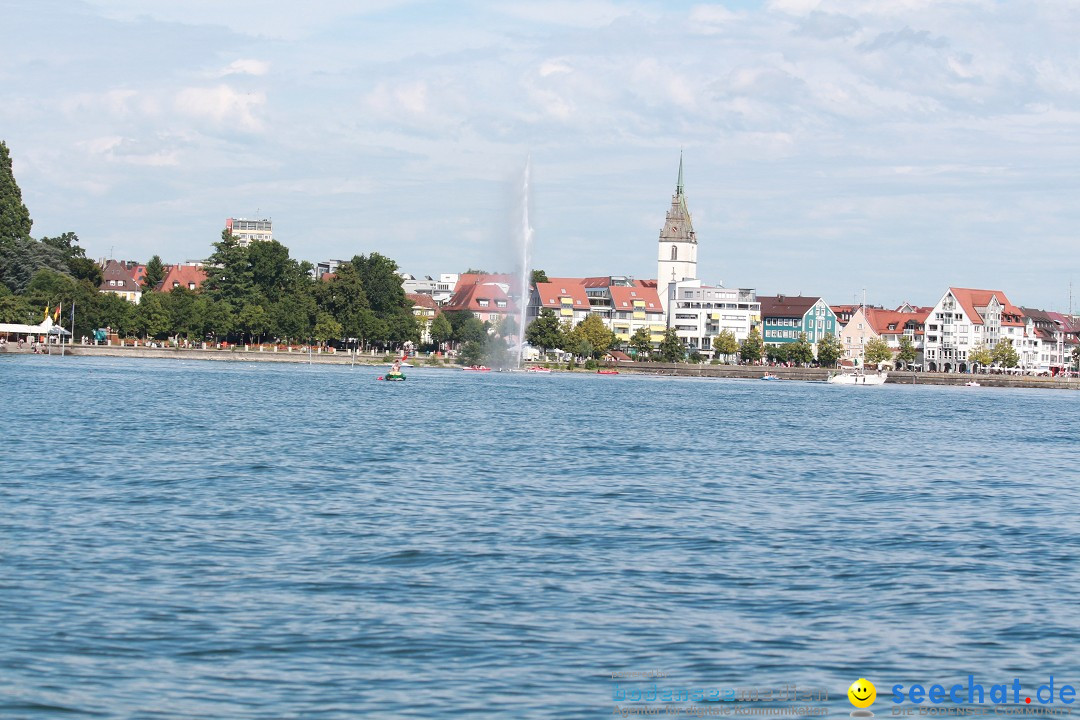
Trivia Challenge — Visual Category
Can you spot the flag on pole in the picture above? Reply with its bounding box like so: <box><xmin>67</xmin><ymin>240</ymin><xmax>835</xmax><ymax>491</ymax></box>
<box><xmin>54</xmin><ymin>304</ymin><xmax>61</xmax><ymax>322</ymax></box>
<box><xmin>44</xmin><ymin>304</ymin><xmax>50</xmax><ymax>321</ymax></box>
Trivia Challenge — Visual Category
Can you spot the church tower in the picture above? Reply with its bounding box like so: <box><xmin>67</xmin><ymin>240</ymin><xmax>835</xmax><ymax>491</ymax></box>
<box><xmin>656</xmin><ymin>153</ymin><xmax>698</xmax><ymax>313</ymax></box>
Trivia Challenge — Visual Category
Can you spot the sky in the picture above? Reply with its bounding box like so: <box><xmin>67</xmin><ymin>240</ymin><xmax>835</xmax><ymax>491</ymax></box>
<box><xmin>3</xmin><ymin>0</ymin><xmax>1080</xmax><ymax>310</ymax></box>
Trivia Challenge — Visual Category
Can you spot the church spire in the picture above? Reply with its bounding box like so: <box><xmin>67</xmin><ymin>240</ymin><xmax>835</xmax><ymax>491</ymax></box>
<box><xmin>676</xmin><ymin>150</ymin><xmax>684</xmax><ymax>196</ymax></box>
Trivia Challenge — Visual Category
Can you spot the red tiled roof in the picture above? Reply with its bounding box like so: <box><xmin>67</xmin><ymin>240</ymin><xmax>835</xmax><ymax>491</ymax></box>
<box><xmin>535</xmin><ymin>281</ymin><xmax>590</xmax><ymax>310</ymax></box>
<box><xmin>444</xmin><ymin>282</ymin><xmax>515</xmax><ymax>315</ymax></box>
<box><xmin>156</xmin><ymin>264</ymin><xmax>206</xmax><ymax>292</ymax></box>
<box><xmin>948</xmin><ymin>288</ymin><xmax>1025</xmax><ymax>327</ymax></box>
<box><xmin>406</xmin><ymin>293</ymin><xmax>439</xmax><ymax>310</ymax></box>
<box><xmin>609</xmin><ymin>285</ymin><xmax>663</xmax><ymax>314</ymax></box>
<box><xmin>453</xmin><ymin>273</ymin><xmax>516</xmax><ymax>294</ymax></box>
<box><xmin>864</xmin><ymin>307</ymin><xmax>929</xmax><ymax>336</ymax></box>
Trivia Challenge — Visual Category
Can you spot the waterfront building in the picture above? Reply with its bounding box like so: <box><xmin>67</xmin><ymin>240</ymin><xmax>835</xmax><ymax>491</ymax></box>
<box><xmin>758</xmin><ymin>295</ymin><xmax>838</xmax><ymax>349</ymax></box>
<box><xmin>531</xmin><ymin>280</ymin><xmax>592</xmax><ymax>326</ymax></box>
<box><xmin>666</xmin><ymin>279</ymin><xmax>760</xmax><ymax>357</ymax></box>
<box><xmin>157</xmin><ymin>263</ymin><xmax>207</xmax><ymax>292</ymax></box>
<box><xmin>841</xmin><ymin>306</ymin><xmax>929</xmax><ymax>366</ymax></box>
<box><xmin>225</xmin><ymin>217</ymin><xmax>273</xmax><ymax>247</ymax></box>
<box><xmin>406</xmin><ymin>293</ymin><xmax>440</xmax><ymax>344</ymax></box>
<box><xmin>1019</xmin><ymin>308</ymin><xmax>1080</xmax><ymax>374</ymax></box>
<box><xmin>400</xmin><ymin>272</ymin><xmax>458</xmax><ymax>305</ymax></box>
<box><xmin>656</xmin><ymin>155</ymin><xmax>698</xmax><ymax>315</ymax></box>
<box><xmin>609</xmin><ymin>283</ymin><xmax>665</xmax><ymax>347</ymax></box>
<box><xmin>923</xmin><ymin>288</ymin><xmax>1026</xmax><ymax>372</ymax></box>
<box><xmin>830</xmin><ymin>304</ymin><xmax>860</xmax><ymax>328</ymax></box>
<box><xmin>99</xmin><ymin>259</ymin><xmax>142</xmax><ymax>304</ymax></box>
<box><xmin>444</xmin><ymin>274</ymin><xmax>516</xmax><ymax>325</ymax></box>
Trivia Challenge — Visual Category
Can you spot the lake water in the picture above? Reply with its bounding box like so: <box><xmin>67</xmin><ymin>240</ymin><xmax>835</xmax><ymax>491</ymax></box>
<box><xmin>2</xmin><ymin>355</ymin><xmax>1079</xmax><ymax>719</ymax></box>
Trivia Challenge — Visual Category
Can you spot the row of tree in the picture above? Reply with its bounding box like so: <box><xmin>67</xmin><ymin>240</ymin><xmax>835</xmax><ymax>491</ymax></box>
<box><xmin>1</xmin><ymin>139</ymin><xmax>427</xmax><ymax>348</ymax></box>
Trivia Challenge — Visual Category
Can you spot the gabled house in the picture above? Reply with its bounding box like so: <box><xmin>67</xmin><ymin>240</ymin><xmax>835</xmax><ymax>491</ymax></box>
<box><xmin>156</xmin><ymin>264</ymin><xmax>207</xmax><ymax>293</ymax></box>
<box><xmin>841</xmin><ymin>306</ymin><xmax>929</xmax><ymax>366</ymax></box>
<box><xmin>406</xmin><ymin>292</ymin><xmax>440</xmax><ymax>344</ymax></box>
<box><xmin>757</xmin><ymin>295</ymin><xmax>838</xmax><ymax>349</ymax></box>
<box><xmin>99</xmin><ymin>260</ymin><xmax>142</xmax><ymax>303</ymax></box>
<box><xmin>532</xmin><ymin>280</ymin><xmax>592</xmax><ymax>326</ymax></box>
<box><xmin>443</xmin><ymin>280</ymin><xmax>515</xmax><ymax>325</ymax></box>
<box><xmin>923</xmin><ymin>288</ymin><xmax>1026</xmax><ymax>372</ymax></box>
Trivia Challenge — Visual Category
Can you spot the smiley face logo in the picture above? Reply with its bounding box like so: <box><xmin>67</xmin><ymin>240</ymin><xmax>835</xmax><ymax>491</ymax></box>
<box><xmin>848</xmin><ymin>679</ymin><xmax>876</xmax><ymax>708</ymax></box>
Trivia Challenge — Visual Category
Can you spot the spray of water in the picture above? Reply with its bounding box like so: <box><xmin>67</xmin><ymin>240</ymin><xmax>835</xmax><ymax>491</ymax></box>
<box><xmin>515</xmin><ymin>157</ymin><xmax>534</xmax><ymax>369</ymax></box>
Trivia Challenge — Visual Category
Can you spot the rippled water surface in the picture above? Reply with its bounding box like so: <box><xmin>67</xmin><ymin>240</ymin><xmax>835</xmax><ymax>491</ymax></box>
<box><xmin>2</xmin><ymin>355</ymin><xmax>1080</xmax><ymax>718</ymax></box>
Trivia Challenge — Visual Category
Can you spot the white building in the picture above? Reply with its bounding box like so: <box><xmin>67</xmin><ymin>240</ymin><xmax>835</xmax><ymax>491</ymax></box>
<box><xmin>225</xmin><ymin>218</ymin><xmax>273</xmax><ymax>247</ymax></box>
<box><xmin>923</xmin><ymin>287</ymin><xmax>1027</xmax><ymax>372</ymax></box>
<box><xmin>657</xmin><ymin>154</ymin><xmax>697</xmax><ymax>315</ymax></box>
<box><xmin>401</xmin><ymin>273</ymin><xmax>458</xmax><ymax>305</ymax></box>
<box><xmin>666</xmin><ymin>279</ymin><xmax>760</xmax><ymax>357</ymax></box>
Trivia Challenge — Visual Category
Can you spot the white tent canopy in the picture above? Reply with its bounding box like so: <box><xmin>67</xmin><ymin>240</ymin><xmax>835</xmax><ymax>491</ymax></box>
<box><xmin>0</xmin><ymin>317</ymin><xmax>67</xmax><ymax>335</ymax></box>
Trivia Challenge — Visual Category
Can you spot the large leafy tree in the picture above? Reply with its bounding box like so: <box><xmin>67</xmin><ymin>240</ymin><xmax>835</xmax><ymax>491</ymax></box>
<box><xmin>566</xmin><ymin>314</ymin><xmax>615</xmax><ymax>358</ymax></box>
<box><xmin>657</xmin><ymin>328</ymin><xmax>685</xmax><ymax>363</ymax></box>
<box><xmin>788</xmin><ymin>333</ymin><xmax>815</xmax><ymax>365</ymax></box>
<box><xmin>816</xmin><ymin>332</ymin><xmax>843</xmax><ymax>367</ymax></box>
<box><xmin>0</xmin><ymin>141</ymin><xmax>32</xmax><ymax>246</ymax></box>
<box><xmin>711</xmin><ymin>330</ymin><xmax>739</xmax><ymax>362</ymax></box>
<box><xmin>525</xmin><ymin>308</ymin><xmax>563</xmax><ymax>354</ymax></box>
<box><xmin>968</xmin><ymin>344</ymin><xmax>993</xmax><ymax>370</ymax></box>
<box><xmin>992</xmin><ymin>338</ymin><xmax>1019</xmax><ymax>368</ymax></box>
<box><xmin>135</xmin><ymin>292</ymin><xmax>170</xmax><ymax>339</ymax></box>
<box><xmin>629</xmin><ymin>327</ymin><xmax>652</xmax><ymax>359</ymax></box>
<box><xmin>429</xmin><ymin>313</ymin><xmax>452</xmax><ymax>347</ymax></box>
<box><xmin>896</xmin><ymin>335</ymin><xmax>918</xmax><ymax>368</ymax></box>
<box><xmin>864</xmin><ymin>337</ymin><xmax>893</xmax><ymax>366</ymax></box>
<box><xmin>740</xmin><ymin>327</ymin><xmax>764</xmax><ymax>363</ymax></box>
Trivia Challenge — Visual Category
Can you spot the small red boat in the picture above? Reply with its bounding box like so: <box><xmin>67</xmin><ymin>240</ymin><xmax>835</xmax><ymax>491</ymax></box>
<box><xmin>596</xmin><ymin>369</ymin><xmax>619</xmax><ymax>375</ymax></box>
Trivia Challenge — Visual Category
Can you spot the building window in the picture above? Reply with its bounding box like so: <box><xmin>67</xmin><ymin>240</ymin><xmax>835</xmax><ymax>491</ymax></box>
<box><xmin>671</xmin><ymin>246</ymin><xmax>677</xmax><ymax>261</ymax></box>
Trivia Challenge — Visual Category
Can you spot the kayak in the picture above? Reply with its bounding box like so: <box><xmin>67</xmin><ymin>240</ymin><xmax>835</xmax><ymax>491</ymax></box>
<box><xmin>380</xmin><ymin>372</ymin><xmax>406</xmax><ymax>381</ymax></box>
<box><xmin>526</xmin><ymin>366</ymin><xmax>551</xmax><ymax>373</ymax></box>
<box><xmin>596</xmin><ymin>370</ymin><xmax>619</xmax><ymax>375</ymax></box>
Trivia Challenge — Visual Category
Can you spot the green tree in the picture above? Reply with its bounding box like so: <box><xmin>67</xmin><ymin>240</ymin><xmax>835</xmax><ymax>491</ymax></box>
<box><xmin>992</xmin><ymin>338</ymin><xmax>1019</xmax><ymax>368</ymax></box>
<box><xmin>711</xmin><ymin>330</ymin><xmax>739</xmax><ymax>362</ymax></box>
<box><xmin>201</xmin><ymin>231</ymin><xmax>255</xmax><ymax>322</ymax></box>
<box><xmin>238</xmin><ymin>303</ymin><xmax>270</xmax><ymax>344</ymax></box>
<box><xmin>657</xmin><ymin>328</ymin><xmax>685</xmax><ymax>363</ymax></box>
<box><xmin>816</xmin><ymin>332</ymin><xmax>843</xmax><ymax>367</ymax></box>
<box><xmin>788</xmin><ymin>333</ymin><xmax>815</xmax><ymax>365</ymax></box>
<box><xmin>40</xmin><ymin>232</ymin><xmax>99</xmax><ymax>285</ymax></box>
<box><xmin>896</xmin><ymin>335</ymin><xmax>917</xmax><ymax>368</ymax></box>
<box><xmin>565</xmin><ymin>314</ymin><xmax>615</xmax><ymax>358</ymax></box>
<box><xmin>0</xmin><ymin>236</ymin><xmax>70</xmax><ymax>293</ymax></box>
<box><xmin>530</xmin><ymin>269</ymin><xmax>549</xmax><ymax>284</ymax></box>
<box><xmin>143</xmin><ymin>255</ymin><xmax>166</xmax><ymax>290</ymax></box>
<box><xmin>0</xmin><ymin>141</ymin><xmax>32</xmax><ymax>246</ymax></box>
<box><xmin>430</xmin><ymin>312</ymin><xmax>453</xmax><ymax>347</ymax></box>
<box><xmin>629</xmin><ymin>327</ymin><xmax>652</xmax><ymax>359</ymax></box>
<box><xmin>765</xmin><ymin>343</ymin><xmax>790</xmax><ymax>363</ymax></box>
<box><xmin>313</xmin><ymin>312</ymin><xmax>342</xmax><ymax>346</ymax></box>
<box><xmin>1072</xmin><ymin>346</ymin><xmax>1080</xmax><ymax>371</ymax></box>
<box><xmin>135</xmin><ymin>292</ymin><xmax>170</xmax><ymax>339</ymax></box>
<box><xmin>460</xmin><ymin>339</ymin><xmax>487</xmax><ymax>366</ymax></box>
<box><xmin>740</xmin><ymin>327</ymin><xmax>764</xmax><ymax>363</ymax></box>
<box><xmin>864</xmin><ymin>336</ymin><xmax>893</xmax><ymax>366</ymax></box>
<box><xmin>93</xmin><ymin>293</ymin><xmax>137</xmax><ymax>338</ymax></box>
<box><xmin>968</xmin><ymin>344</ymin><xmax>993</xmax><ymax>371</ymax></box>
<box><xmin>525</xmin><ymin>308</ymin><xmax>563</xmax><ymax>354</ymax></box>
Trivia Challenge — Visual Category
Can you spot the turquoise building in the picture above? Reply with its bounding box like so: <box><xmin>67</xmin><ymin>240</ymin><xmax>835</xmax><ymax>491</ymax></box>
<box><xmin>757</xmin><ymin>295</ymin><xmax>838</xmax><ymax>345</ymax></box>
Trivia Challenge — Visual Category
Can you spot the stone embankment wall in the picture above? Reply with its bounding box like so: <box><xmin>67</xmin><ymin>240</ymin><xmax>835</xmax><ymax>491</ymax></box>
<box><xmin>611</xmin><ymin>361</ymin><xmax>1080</xmax><ymax>389</ymax></box>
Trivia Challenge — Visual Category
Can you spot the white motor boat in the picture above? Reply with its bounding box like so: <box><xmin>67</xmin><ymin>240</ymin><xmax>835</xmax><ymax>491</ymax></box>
<box><xmin>827</xmin><ymin>370</ymin><xmax>888</xmax><ymax>385</ymax></box>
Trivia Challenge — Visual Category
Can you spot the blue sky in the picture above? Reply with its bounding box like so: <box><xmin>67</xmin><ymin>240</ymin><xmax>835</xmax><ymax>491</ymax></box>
<box><xmin>3</xmin><ymin>0</ymin><xmax>1079</xmax><ymax>310</ymax></box>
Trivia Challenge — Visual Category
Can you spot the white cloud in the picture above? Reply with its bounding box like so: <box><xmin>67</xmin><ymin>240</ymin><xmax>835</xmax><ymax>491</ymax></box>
<box><xmin>174</xmin><ymin>85</ymin><xmax>266</xmax><ymax>131</ymax></box>
<box><xmin>216</xmin><ymin>59</ymin><xmax>270</xmax><ymax>77</ymax></box>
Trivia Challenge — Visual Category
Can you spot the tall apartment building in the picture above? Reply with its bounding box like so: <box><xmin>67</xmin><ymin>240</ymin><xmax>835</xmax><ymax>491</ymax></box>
<box><xmin>225</xmin><ymin>218</ymin><xmax>273</xmax><ymax>247</ymax></box>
